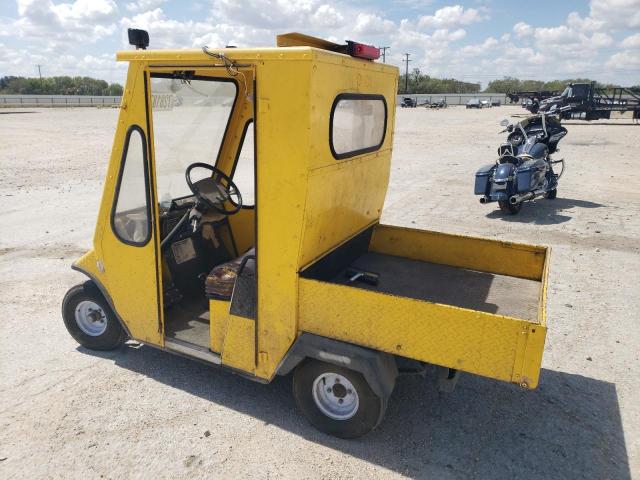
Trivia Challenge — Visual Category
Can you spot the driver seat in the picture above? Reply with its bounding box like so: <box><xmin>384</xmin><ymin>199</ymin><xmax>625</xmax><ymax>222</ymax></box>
<box><xmin>205</xmin><ymin>247</ymin><xmax>255</xmax><ymax>300</ymax></box>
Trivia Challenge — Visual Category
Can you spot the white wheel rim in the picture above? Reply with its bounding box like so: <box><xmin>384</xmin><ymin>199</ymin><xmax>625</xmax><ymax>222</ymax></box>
<box><xmin>312</xmin><ymin>372</ymin><xmax>359</xmax><ymax>420</ymax></box>
<box><xmin>74</xmin><ymin>300</ymin><xmax>107</xmax><ymax>336</ymax></box>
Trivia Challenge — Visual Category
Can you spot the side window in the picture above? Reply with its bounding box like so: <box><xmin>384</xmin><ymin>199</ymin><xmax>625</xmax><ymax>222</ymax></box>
<box><xmin>330</xmin><ymin>94</ymin><xmax>387</xmax><ymax>159</ymax></box>
<box><xmin>232</xmin><ymin>121</ymin><xmax>255</xmax><ymax>206</ymax></box>
<box><xmin>112</xmin><ymin>126</ymin><xmax>151</xmax><ymax>245</ymax></box>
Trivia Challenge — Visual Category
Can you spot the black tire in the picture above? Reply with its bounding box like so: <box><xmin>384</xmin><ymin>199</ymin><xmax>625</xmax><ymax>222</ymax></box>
<box><xmin>62</xmin><ymin>281</ymin><xmax>127</xmax><ymax>350</ymax></box>
<box><xmin>498</xmin><ymin>200</ymin><xmax>522</xmax><ymax>214</ymax></box>
<box><xmin>546</xmin><ymin>188</ymin><xmax>557</xmax><ymax>199</ymax></box>
<box><xmin>292</xmin><ymin>360</ymin><xmax>386</xmax><ymax>439</ymax></box>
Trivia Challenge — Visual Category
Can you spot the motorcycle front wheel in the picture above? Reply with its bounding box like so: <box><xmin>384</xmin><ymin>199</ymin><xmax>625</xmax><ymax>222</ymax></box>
<box><xmin>499</xmin><ymin>200</ymin><xmax>522</xmax><ymax>214</ymax></box>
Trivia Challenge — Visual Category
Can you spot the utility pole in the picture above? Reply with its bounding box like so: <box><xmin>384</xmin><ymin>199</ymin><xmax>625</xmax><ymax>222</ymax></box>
<box><xmin>36</xmin><ymin>64</ymin><xmax>43</xmax><ymax>85</ymax></box>
<box><xmin>379</xmin><ymin>46</ymin><xmax>390</xmax><ymax>63</ymax></box>
<box><xmin>402</xmin><ymin>53</ymin><xmax>411</xmax><ymax>93</ymax></box>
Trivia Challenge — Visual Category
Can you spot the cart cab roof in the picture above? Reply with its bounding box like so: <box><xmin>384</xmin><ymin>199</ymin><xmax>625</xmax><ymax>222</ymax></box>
<box><xmin>116</xmin><ymin>32</ymin><xmax>398</xmax><ymax>74</ymax></box>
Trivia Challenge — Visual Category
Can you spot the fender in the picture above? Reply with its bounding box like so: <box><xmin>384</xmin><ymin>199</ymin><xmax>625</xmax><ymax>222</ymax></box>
<box><xmin>276</xmin><ymin>333</ymin><xmax>398</xmax><ymax>399</ymax></box>
<box><xmin>493</xmin><ymin>162</ymin><xmax>515</xmax><ymax>182</ymax></box>
<box><xmin>71</xmin><ymin>264</ymin><xmax>133</xmax><ymax>338</ymax></box>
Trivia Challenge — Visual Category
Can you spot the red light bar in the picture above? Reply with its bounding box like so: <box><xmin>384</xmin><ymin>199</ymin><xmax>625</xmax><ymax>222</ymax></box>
<box><xmin>346</xmin><ymin>41</ymin><xmax>380</xmax><ymax>60</ymax></box>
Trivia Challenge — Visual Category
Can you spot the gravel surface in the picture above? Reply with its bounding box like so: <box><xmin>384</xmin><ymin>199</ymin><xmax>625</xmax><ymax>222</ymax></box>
<box><xmin>0</xmin><ymin>106</ymin><xmax>638</xmax><ymax>479</ymax></box>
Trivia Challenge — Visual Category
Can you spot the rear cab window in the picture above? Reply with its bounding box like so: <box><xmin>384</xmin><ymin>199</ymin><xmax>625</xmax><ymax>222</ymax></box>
<box><xmin>330</xmin><ymin>94</ymin><xmax>387</xmax><ymax>160</ymax></box>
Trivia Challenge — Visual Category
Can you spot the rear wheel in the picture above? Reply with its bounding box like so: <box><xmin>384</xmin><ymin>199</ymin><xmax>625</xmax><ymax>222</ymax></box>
<box><xmin>498</xmin><ymin>200</ymin><xmax>522</xmax><ymax>214</ymax></box>
<box><xmin>293</xmin><ymin>360</ymin><xmax>386</xmax><ymax>439</ymax></box>
<box><xmin>62</xmin><ymin>282</ymin><xmax>127</xmax><ymax>350</ymax></box>
<box><xmin>546</xmin><ymin>188</ymin><xmax>557</xmax><ymax>199</ymax></box>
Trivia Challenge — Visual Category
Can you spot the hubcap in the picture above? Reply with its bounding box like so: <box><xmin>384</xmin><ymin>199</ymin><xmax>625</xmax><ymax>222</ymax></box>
<box><xmin>312</xmin><ymin>372</ymin><xmax>359</xmax><ymax>420</ymax></box>
<box><xmin>74</xmin><ymin>300</ymin><xmax>107</xmax><ymax>336</ymax></box>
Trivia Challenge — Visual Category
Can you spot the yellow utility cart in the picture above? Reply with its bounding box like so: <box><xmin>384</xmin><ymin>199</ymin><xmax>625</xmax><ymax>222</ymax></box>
<box><xmin>62</xmin><ymin>31</ymin><xmax>549</xmax><ymax>438</ymax></box>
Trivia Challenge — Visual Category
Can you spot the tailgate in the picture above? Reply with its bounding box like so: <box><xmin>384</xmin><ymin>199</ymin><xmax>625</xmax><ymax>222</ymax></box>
<box><xmin>298</xmin><ymin>224</ymin><xmax>549</xmax><ymax>389</ymax></box>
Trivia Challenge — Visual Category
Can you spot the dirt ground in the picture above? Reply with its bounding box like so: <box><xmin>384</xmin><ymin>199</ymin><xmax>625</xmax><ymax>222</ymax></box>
<box><xmin>0</xmin><ymin>106</ymin><xmax>638</xmax><ymax>479</ymax></box>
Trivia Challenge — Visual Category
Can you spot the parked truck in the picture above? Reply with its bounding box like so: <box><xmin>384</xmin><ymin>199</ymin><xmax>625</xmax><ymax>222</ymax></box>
<box><xmin>539</xmin><ymin>82</ymin><xmax>640</xmax><ymax>120</ymax></box>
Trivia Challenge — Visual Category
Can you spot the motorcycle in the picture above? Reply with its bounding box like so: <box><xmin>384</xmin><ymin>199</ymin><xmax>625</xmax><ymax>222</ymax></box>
<box><xmin>475</xmin><ymin>113</ymin><xmax>567</xmax><ymax>214</ymax></box>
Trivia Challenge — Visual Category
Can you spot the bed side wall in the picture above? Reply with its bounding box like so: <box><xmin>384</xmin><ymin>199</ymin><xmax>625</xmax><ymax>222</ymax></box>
<box><xmin>298</xmin><ymin>278</ymin><xmax>546</xmax><ymax>388</ymax></box>
<box><xmin>370</xmin><ymin>224</ymin><xmax>548</xmax><ymax>281</ymax></box>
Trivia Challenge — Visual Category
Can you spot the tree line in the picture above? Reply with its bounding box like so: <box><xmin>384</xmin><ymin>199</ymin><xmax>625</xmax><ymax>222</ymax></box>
<box><xmin>0</xmin><ymin>76</ymin><xmax>124</xmax><ymax>96</ymax></box>
<box><xmin>399</xmin><ymin>69</ymin><xmax>480</xmax><ymax>94</ymax></box>
<box><xmin>398</xmin><ymin>71</ymin><xmax>640</xmax><ymax>95</ymax></box>
<box><xmin>484</xmin><ymin>77</ymin><xmax>640</xmax><ymax>94</ymax></box>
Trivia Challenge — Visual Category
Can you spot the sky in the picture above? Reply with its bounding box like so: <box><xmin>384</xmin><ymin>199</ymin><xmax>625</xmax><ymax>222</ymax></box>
<box><xmin>0</xmin><ymin>0</ymin><xmax>639</xmax><ymax>87</ymax></box>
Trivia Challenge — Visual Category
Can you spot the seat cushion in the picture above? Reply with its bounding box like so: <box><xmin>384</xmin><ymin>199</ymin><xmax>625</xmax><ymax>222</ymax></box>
<box><xmin>205</xmin><ymin>248</ymin><xmax>255</xmax><ymax>300</ymax></box>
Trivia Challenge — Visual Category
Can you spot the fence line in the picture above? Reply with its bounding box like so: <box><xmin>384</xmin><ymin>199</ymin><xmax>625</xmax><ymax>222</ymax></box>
<box><xmin>396</xmin><ymin>93</ymin><xmax>511</xmax><ymax>106</ymax></box>
<box><xmin>1</xmin><ymin>93</ymin><xmax>513</xmax><ymax>108</ymax></box>
<box><xmin>0</xmin><ymin>95</ymin><xmax>122</xmax><ymax>107</ymax></box>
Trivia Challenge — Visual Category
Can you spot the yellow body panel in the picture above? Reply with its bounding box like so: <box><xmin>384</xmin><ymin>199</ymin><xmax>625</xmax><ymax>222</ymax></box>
<box><xmin>253</xmin><ymin>52</ymin><xmax>398</xmax><ymax>379</ymax></box>
<box><xmin>227</xmin><ymin>208</ymin><xmax>255</xmax><ymax>255</ymax></box>
<box><xmin>210</xmin><ymin>299</ymin><xmax>230</xmax><ymax>353</ymax></box>
<box><xmin>298</xmin><ymin>223</ymin><xmax>548</xmax><ymax>388</ymax></box>
<box><xmin>95</xmin><ymin>63</ymin><xmax>164</xmax><ymax>346</ymax></box>
<box><xmin>221</xmin><ymin>315</ymin><xmax>256</xmax><ymax>374</ymax></box>
<box><xmin>300</xmin><ymin>155</ymin><xmax>389</xmax><ymax>267</ymax></box>
<box><xmin>298</xmin><ymin>278</ymin><xmax>546</xmax><ymax>388</ymax></box>
<box><xmin>370</xmin><ymin>224</ymin><xmax>547</xmax><ymax>281</ymax></box>
<box><xmin>76</xmin><ymin>40</ymin><xmax>550</xmax><ymax>390</ymax></box>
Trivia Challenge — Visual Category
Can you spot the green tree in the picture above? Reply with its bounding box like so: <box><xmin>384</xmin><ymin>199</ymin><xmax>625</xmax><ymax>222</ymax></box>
<box><xmin>398</xmin><ymin>69</ymin><xmax>480</xmax><ymax>94</ymax></box>
<box><xmin>0</xmin><ymin>76</ymin><xmax>124</xmax><ymax>95</ymax></box>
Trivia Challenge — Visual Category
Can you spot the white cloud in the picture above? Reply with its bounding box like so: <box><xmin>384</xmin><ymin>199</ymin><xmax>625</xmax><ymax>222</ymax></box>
<box><xmin>606</xmin><ymin>49</ymin><xmax>640</xmax><ymax>71</ymax></box>
<box><xmin>2</xmin><ymin>0</ymin><xmax>637</xmax><ymax>87</ymax></box>
<box><xmin>121</xmin><ymin>8</ymin><xmax>212</xmax><ymax>48</ymax></box>
<box><xmin>457</xmin><ymin>36</ymin><xmax>498</xmax><ymax>57</ymax></box>
<box><xmin>417</xmin><ymin>5</ymin><xmax>487</xmax><ymax>30</ymax></box>
<box><xmin>312</xmin><ymin>4</ymin><xmax>344</xmax><ymax>28</ymax></box>
<box><xmin>126</xmin><ymin>0</ymin><xmax>167</xmax><ymax>13</ymax></box>
<box><xmin>513</xmin><ymin>21</ymin><xmax>533</xmax><ymax>37</ymax></box>
<box><xmin>354</xmin><ymin>13</ymin><xmax>395</xmax><ymax>35</ymax></box>
<box><xmin>620</xmin><ymin>32</ymin><xmax>640</xmax><ymax>48</ymax></box>
<box><xmin>589</xmin><ymin>0</ymin><xmax>640</xmax><ymax>29</ymax></box>
<box><xmin>534</xmin><ymin>25</ymin><xmax>576</xmax><ymax>45</ymax></box>
<box><xmin>0</xmin><ymin>43</ymin><xmax>126</xmax><ymax>79</ymax></box>
<box><xmin>9</xmin><ymin>0</ymin><xmax>118</xmax><ymax>49</ymax></box>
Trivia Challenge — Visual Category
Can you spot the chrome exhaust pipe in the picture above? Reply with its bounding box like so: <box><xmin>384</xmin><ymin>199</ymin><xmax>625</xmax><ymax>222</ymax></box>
<box><xmin>509</xmin><ymin>189</ymin><xmax>545</xmax><ymax>205</ymax></box>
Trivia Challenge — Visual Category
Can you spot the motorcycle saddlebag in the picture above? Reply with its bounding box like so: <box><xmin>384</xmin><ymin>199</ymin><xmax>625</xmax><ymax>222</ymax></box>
<box><xmin>474</xmin><ymin>164</ymin><xmax>494</xmax><ymax>195</ymax></box>
<box><xmin>516</xmin><ymin>160</ymin><xmax>537</xmax><ymax>193</ymax></box>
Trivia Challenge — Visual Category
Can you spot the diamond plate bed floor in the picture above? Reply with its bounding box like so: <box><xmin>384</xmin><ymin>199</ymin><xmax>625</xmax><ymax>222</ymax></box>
<box><xmin>331</xmin><ymin>252</ymin><xmax>541</xmax><ymax>321</ymax></box>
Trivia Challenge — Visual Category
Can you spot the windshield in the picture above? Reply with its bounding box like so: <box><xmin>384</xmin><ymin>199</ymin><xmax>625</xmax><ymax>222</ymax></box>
<box><xmin>150</xmin><ymin>74</ymin><xmax>237</xmax><ymax>202</ymax></box>
<box><xmin>561</xmin><ymin>86</ymin><xmax>571</xmax><ymax>97</ymax></box>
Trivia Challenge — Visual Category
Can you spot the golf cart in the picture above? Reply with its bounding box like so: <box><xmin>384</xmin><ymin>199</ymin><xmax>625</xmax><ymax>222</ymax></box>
<box><xmin>62</xmin><ymin>31</ymin><xmax>550</xmax><ymax>438</ymax></box>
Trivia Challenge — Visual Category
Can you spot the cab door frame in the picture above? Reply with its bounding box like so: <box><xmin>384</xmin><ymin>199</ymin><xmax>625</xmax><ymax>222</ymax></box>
<box><xmin>95</xmin><ymin>62</ymin><xmax>164</xmax><ymax>346</ymax></box>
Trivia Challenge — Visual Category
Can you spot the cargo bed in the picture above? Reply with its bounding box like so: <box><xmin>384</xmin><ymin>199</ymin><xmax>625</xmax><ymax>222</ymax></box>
<box><xmin>331</xmin><ymin>252</ymin><xmax>540</xmax><ymax>321</ymax></box>
<box><xmin>299</xmin><ymin>224</ymin><xmax>549</xmax><ymax>388</ymax></box>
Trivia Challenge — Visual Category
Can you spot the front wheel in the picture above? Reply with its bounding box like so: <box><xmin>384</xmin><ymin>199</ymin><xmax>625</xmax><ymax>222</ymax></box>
<box><xmin>498</xmin><ymin>200</ymin><xmax>522</xmax><ymax>214</ymax></box>
<box><xmin>62</xmin><ymin>282</ymin><xmax>127</xmax><ymax>350</ymax></box>
<box><xmin>293</xmin><ymin>360</ymin><xmax>386</xmax><ymax>439</ymax></box>
<box><xmin>546</xmin><ymin>188</ymin><xmax>557</xmax><ymax>199</ymax></box>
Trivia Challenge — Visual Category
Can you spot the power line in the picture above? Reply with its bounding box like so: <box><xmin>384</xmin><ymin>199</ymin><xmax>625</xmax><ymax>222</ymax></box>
<box><xmin>402</xmin><ymin>53</ymin><xmax>411</xmax><ymax>93</ymax></box>
<box><xmin>379</xmin><ymin>46</ymin><xmax>390</xmax><ymax>63</ymax></box>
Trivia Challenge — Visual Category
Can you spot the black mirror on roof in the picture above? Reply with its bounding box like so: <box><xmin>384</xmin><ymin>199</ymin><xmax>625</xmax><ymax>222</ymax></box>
<box><xmin>128</xmin><ymin>29</ymin><xmax>149</xmax><ymax>50</ymax></box>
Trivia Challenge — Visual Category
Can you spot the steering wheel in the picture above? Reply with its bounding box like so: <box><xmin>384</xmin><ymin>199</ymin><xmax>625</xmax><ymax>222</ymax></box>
<box><xmin>185</xmin><ymin>162</ymin><xmax>242</xmax><ymax>215</ymax></box>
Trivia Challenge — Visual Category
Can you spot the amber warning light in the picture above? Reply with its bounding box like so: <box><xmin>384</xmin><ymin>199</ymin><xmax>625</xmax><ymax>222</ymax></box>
<box><xmin>346</xmin><ymin>41</ymin><xmax>380</xmax><ymax>60</ymax></box>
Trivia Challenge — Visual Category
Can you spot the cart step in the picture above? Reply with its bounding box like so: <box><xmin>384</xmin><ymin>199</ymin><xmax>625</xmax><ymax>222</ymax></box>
<box><xmin>165</xmin><ymin>337</ymin><xmax>221</xmax><ymax>365</ymax></box>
